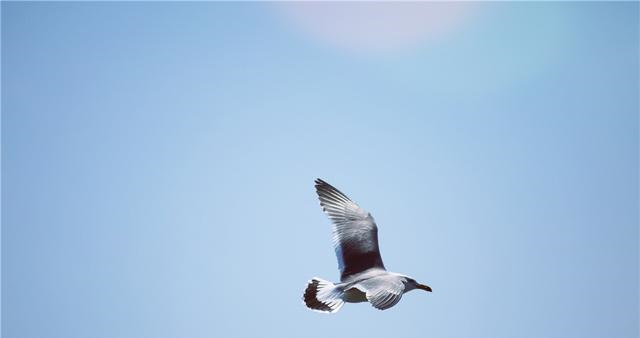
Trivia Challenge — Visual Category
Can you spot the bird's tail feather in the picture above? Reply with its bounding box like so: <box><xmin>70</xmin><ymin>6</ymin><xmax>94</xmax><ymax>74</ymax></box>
<box><xmin>303</xmin><ymin>277</ymin><xmax>344</xmax><ymax>313</ymax></box>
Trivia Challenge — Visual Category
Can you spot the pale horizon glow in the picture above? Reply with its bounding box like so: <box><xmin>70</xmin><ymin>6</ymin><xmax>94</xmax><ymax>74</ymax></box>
<box><xmin>275</xmin><ymin>2</ymin><xmax>478</xmax><ymax>53</ymax></box>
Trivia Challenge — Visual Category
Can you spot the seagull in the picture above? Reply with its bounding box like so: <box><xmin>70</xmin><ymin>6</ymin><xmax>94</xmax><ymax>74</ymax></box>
<box><xmin>303</xmin><ymin>179</ymin><xmax>432</xmax><ymax>313</ymax></box>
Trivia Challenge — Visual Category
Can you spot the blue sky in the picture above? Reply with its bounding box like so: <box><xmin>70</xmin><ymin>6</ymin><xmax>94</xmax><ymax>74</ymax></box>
<box><xmin>2</xmin><ymin>2</ymin><xmax>638</xmax><ymax>338</ymax></box>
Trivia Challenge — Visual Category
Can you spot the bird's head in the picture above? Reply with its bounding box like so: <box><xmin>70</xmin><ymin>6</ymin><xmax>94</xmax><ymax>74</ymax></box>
<box><xmin>402</xmin><ymin>276</ymin><xmax>432</xmax><ymax>293</ymax></box>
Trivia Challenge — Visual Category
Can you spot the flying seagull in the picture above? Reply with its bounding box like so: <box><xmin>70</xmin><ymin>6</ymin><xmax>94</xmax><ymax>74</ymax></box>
<box><xmin>303</xmin><ymin>179</ymin><xmax>432</xmax><ymax>313</ymax></box>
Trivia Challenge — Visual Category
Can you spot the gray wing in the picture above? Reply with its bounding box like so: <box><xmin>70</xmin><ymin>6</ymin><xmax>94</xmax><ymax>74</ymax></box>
<box><xmin>353</xmin><ymin>275</ymin><xmax>405</xmax><ymax>310</ymax></box>
<box><xmin>315</xmin><ymin>179</ymin><xmax>385</xmax><ymax>281</ymax></box>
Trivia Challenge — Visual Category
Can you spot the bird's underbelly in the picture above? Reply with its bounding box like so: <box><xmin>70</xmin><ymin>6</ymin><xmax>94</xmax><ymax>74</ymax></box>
<box><xmin>342</xmin><ymin>287</ymin><xmax>368</xmax><ymax>303</ymax></box>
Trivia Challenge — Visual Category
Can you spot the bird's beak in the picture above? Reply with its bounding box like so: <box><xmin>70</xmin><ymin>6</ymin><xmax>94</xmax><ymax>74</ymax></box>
<box><xmin>416</xmin><ymin>284</ymin><xmax>432</xmax><ymax>292</ymax></box>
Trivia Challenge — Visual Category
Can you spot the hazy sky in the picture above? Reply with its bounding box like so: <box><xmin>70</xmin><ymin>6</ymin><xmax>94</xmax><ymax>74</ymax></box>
<box><xmin>3</xmin><ymin>2</ymin><xmax>638</xmax><ymax>338</ymax></box>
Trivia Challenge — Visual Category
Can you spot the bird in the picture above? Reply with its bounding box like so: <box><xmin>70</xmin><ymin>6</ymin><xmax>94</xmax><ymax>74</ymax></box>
<box><xmin>303</xmin><ymin>178</ymin><xmax>432</xmax><ymax>313</ymax></box>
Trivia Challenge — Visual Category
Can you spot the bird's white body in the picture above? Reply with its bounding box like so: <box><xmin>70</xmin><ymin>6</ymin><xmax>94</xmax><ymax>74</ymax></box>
<box><xmin>304</xmin><ymin>179</ymin><xmax>431</xmax><ymax>313</ymax></box>
<box><xmin>339</xmin><ymin>269</ymin><xmax>418</xmax><ymax>302</ymax></box>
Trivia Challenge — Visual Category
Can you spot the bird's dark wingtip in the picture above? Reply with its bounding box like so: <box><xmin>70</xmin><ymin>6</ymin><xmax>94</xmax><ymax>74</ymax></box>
<box><xmin>314</xmin><ymin>179</ymin><xmax>351</xmax><ymax>202</ymax></box>
<box><xmin>315</xmin><ymin>178</ymin><xmax>330</xmax><ymax>191</ymax></box>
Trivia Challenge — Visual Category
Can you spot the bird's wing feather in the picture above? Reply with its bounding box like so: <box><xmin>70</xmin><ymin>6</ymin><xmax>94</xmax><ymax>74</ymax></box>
<box><xmin>315</xmin><ymin>179</ymin><xmax>385</xmax><ymax>281</ymax></box>
<box><xmin>353</xmin><ymin>275</ymin><xmax>405</xmax><ymax>310</ymax></box>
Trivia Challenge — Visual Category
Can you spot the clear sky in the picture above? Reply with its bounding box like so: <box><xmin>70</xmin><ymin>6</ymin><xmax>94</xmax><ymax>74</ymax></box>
<box><xmin>2</xmin><ymin>2</ymin><xmax>638</xmax><ymax>338</ymax></box>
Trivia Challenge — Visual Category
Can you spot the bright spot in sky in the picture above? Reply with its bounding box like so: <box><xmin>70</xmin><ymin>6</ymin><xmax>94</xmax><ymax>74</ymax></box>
<box><xmin>275</xmin><ymin>2</ymin><xmax>477</xmax><ymax>53</ymax></box>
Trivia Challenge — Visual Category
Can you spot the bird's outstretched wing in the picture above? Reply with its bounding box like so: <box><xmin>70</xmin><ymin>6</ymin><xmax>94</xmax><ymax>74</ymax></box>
<box><xmin>353</xmin><ymin>275</ymin><xmax>405</xmax><ymax>310</ymax></box>
<box><xmin>315</xmin><ymin>179</ymin><xmax>385</xmax><ymax>281</ymax></box>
